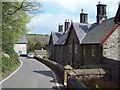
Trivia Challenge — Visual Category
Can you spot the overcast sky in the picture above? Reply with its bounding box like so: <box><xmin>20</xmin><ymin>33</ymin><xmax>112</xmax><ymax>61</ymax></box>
<box><xmin>26</xmin><ymin>0</ymin><xmax>120</xmax><ymax>35</ymax></box>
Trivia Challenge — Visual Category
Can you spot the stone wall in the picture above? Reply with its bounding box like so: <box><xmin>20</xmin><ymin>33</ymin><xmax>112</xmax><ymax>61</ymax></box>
<box><xmin>103</xmin><ymin>26</ymin><xmax>120</xmax><ymax>83</ymax></box>
<box><xmin>103</xmin><ymin>26</ymin><xmax>120</xmax><ymax>60</ymax></box>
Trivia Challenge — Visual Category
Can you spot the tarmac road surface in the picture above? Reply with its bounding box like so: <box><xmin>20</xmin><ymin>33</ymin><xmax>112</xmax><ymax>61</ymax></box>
<box><xmin>2</xmin><ymin>57</ymin><xmax>60</xmax><ymax>89</ymax></box>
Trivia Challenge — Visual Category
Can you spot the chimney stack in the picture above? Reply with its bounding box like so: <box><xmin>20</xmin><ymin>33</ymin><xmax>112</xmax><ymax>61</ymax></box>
<box><xmin>96</xmin><ymin>1</ymin><xmax>107</xmax><ymax>24</ymax></box>
<box><xmin>80</xmin><ymin>9</ymin><xmax>88</xmax><ymax>23</ymax></box>
<box><xmin>58</xmin><ymin>24</ymin><xmax>63</xmax><ymax>32</ymax></box>
<box><xmin>64</xmin><ymin>19</ymin><xmax>70</xmax><ymax>32</ymax></box>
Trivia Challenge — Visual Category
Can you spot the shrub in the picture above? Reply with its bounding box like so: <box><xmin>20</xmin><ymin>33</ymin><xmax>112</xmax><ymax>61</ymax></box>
<box><xmin>2</xmin><ymin>44</ymin><xmax>19</xmax><ymax>74</ymax></box>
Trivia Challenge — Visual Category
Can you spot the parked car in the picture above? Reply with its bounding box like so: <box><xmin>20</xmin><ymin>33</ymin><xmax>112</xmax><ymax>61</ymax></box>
<box><xmin>27</xmin><ymin>53</ymin><xmax>34</xmax><ymax>58</ymax></box>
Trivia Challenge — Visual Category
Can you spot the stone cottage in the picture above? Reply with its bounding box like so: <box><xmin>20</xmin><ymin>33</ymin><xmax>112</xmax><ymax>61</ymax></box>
<box><xmin>48</xmin><ymin>3</ymin><xmax>120</xmax><ymax>73</ymax></box>
<box><xmin>64</xmin><ymin>22</ymin><xmax>90</xmax><ymax>68</ymax></box>
<box><xmin>49</xmin><ymin>10</ymin><xmax>91</xmax><ymax>68</ymax></box>
<box><xmin>14</xmin><ymin>36</ymin><xmax>28</xmax><ymax>55</ymax></box>
<box><xmin>82</xmin><ymin>4</ymin><xmax>120</xmax><ymax>83</ymax></box>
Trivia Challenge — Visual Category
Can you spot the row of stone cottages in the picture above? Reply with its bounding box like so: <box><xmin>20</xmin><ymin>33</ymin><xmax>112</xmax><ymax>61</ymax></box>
<box><xmin>48</xmin><ymin>2</ymin><xmax>120</xmax><ymax>83</ymax></box>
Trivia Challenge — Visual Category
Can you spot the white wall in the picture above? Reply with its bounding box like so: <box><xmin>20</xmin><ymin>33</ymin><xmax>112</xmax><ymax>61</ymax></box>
<box><xmin>14</xmin><ymin>44</ymin><xmax>27</xmax><ymax>54</ymax></box>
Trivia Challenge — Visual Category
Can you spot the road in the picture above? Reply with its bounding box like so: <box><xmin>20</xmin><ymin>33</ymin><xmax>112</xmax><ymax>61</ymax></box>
<box><xmin>2</xmin><ymin>57</ymin><xmax>60</xmax><ymax>89</ymax></box>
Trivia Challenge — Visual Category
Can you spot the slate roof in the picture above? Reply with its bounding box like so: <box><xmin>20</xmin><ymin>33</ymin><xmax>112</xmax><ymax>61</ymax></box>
<box><xmin>14</xmin><ymin>36</ymin><xmax>28</xmax><ymax>44</ymax></box>
<box><xmin>72</xmin><ymin>22</ymin><xmax>90</xmax><ymax>44</ymax></box>
<box><xmin>55</xmin><ymin>30</ymin><xmax>69</xmax><ymax>45</ymax></box>
<box><xmin>55</xmin><ymin>22</ymin><xmax>90</xmax><ymax>45</ymax></box>
<box><xmin>50</xmin><ymin>32</ymin><xmax>63</xmax><ymax>45</ymax></box>
<box><xmin>82</xmin><ymin>17</ymin><xmax>116</xmax><ymax>44</ymax></box>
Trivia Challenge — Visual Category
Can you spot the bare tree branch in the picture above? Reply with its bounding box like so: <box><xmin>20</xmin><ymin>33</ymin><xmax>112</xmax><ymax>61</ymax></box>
<box><xmin>5</xmin><ymin>2</ymin><xmax>42</xmax><ymax>16</ymax></box>
<box><xmin>6</xmin><ymin>1</ymin><xmax>24</xmax><ymax>15</ymax></box>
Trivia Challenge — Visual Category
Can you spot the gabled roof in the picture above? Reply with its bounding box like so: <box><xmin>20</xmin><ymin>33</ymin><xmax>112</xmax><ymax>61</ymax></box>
<box><xmin>82</xmin><ymin>17</ymin><xmax>116</xmax><ymax>44</ymax></box>
<box><xmin>55</xmin><ymin>22</ymin><xmax>90</xmax><ymax>45</ymax></box>
<box><xmin>14</xmin><ymin>36</ymin><xmax>28</xmax><ymax>44</ymax></box>
<box><xmin>64</xmin><ymin>22</ymin><xmax>90</xmax><ymax>44</ymax></box>
<box><xmin>49</xmin><ymin>32</ymin><xmax>63</xmax><ymax>45</ymax></box>
<box><xmin>73</xmin><ymin>22</ymin><xmax>90</xmax><ymax>44</ymax></box>
<box><xmin>55</xmin><ymin>30</ymin><xmax>69</xmax><ymax>45</ymax></box>
<box><xmin>54</xmin><ymin>22</ymin><xmax>71</xmax><ymax>45</ymax></box>
<box><xmin>114</xmin><ymin>4</ymin><xmax>120</xmax><ymax>24</ymax></box>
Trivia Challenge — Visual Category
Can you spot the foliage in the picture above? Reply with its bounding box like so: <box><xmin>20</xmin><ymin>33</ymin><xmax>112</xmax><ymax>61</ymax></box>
<box><xmin>1</xmin><ymin>1</ymin><xmax>42</xmax><ymax>77</ymax></box>
<box><xmin>26</xmin><ymin>34</ymin><xmax>49</xmax><ymax>45</ymax></box>
<box><xmin>2</xmin><ymin>45</ymin><xmax>19</xmax><ymax>74</ymax></box>
<box><xmin>27</xmin><ymin>41</ymin><xmax>44</xmax><ymax>53</ymax></box>
<box><xmin>27</xmin><ymin>40</ymin><xmax>35</xmax><ymax>53</ymax></box>
<box><xmin>2</xmin><ymin>2</ymin><xmax>30</xmax><ymax>46</ymax></box>
<box><xmin>26</xmin><ymin>34</ymin><xmax>49</xmax><ymax>53</ymax></box>
<box><xmin>2</xmin><ymin>1</ymin><xmax>42</xmax><ymax>46</ymax></box>
<box><xmin>34</xmin><ymin>42</ymin><xmax>42</xmax><ymax>50</ymax></box>
<box><xmin>43</xmin><ymin>51</ymin><xmax>49</xmax><ymax>59</ymax></box>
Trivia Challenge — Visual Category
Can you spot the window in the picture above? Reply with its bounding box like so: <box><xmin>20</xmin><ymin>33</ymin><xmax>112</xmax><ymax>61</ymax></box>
<box><xmin>92</xmin><ymin>45</ymin><xmax>96</xmax><ymax>57</ymax></box>
<box><xmin>69</xmin><ymin>44</ymin><xmax>72</xmax><ymax>53</ymax></box>
<box><xmin>75</xmin><ymin>44</ymin><xmax>78</xmax><ymax>54</ymax></box>
<box><xmin>18</xmin><ymin>51</ymin><xmax>22</xmax><ymax>54</ymax></box>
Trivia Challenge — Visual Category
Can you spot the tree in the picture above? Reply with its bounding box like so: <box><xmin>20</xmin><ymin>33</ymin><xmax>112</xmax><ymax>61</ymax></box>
<box><xmin>2</xmin><ymin>1</ymin><xmax>42</xmax><ymax>47</ymax></box>
<box><xmin>27</xmin><ymin>41</ymin><xmax>34</xmax><ymax>53</ymax></box>
<box><xmin>34</xmin><ymin>42</ymin><xmax>42</xmax><ymax>50</ymax></box>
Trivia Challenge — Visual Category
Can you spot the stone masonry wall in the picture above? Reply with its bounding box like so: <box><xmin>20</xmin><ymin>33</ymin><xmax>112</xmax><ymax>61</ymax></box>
<box><xmin>103</xmin><ymin>26</ymin><xmax>120</xmax><ymax>83</ymax></box>
<box><xmin>103</xmin><ymin>26</ymin><xmax>120</xmax><ymax>60</ymax></box>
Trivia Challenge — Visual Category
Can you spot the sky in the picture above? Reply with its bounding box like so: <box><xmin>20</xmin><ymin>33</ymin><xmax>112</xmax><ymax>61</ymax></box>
<box><xmin>26</xmin><ymin>0</ymin><xmax>120</xmax><ymax>35</ymax></box>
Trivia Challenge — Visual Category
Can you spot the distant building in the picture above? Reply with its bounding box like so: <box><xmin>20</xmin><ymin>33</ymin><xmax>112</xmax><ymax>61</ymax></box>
<box><xmin>14</xmin><ymin>36</ymin><xmax>28</xmax><ymax>55</ymax></box>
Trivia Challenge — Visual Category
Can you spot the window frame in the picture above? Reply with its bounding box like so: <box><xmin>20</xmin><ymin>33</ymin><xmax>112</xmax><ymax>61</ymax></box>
<box><xmin>92</xmin><ymin>45</ymin><xmax>96</xmax><ymax>57</ymax></box>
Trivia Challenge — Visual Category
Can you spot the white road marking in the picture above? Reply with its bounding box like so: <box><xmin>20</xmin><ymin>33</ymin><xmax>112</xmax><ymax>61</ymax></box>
<box><xmin>0</xmin><ymin>58</ymin><xmax>23</xmax><ymax>84</ymax></box>
<box><xmin>36</xmin><ymin>59</ymin><xmax>61</xmax><ymax>90</ymax></box>
<box><xmin>1</xmin><ymin>57</ymin><xmax>61</xmax><ymax>90</ymax></box>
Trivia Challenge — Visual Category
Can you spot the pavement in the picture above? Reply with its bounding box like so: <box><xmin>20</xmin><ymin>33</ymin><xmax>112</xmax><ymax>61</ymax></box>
<box><xmin>1</xmin><ymin>57</ymin><xmax>62</xmax><ymax>89</ymax></box>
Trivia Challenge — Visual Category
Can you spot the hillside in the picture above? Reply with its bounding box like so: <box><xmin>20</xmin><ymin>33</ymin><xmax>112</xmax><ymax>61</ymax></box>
<box><xmin>26</xmin><ymin>34</ymin><xmax>50</xmax><ymax>45</ymax></box>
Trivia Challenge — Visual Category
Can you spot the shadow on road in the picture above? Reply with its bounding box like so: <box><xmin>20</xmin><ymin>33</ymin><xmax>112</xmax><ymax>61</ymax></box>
<box><xmin>33</xmin><ymin>70</ymin><xmax>54</xmax><ymax>78</ymax></box>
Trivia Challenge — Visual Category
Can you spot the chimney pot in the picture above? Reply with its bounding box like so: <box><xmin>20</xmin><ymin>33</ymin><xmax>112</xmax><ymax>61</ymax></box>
<box><xmin>96</xmin><ymin>3</ymin><xmax>107</xmax><ymax>24</ymax></box>
<box><xmin>64</xmin><ymin>19</ymin><xmax>70</xmax><ymax>32</ymax></box>
<box><xmin>58</xmin><ymin>24</ymin><xmax>63</xmax><ymax>32</ymax></box>
<box><xmin>80</xmin><ymin>9</ymin><xmax>88</xmax><ymax>23</ymax></box>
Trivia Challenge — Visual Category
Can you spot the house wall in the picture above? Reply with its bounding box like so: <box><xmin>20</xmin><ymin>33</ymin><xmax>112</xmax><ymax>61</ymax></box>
<box><xmin>61</xmin><ymin>45</ymin><xmax>68</xmax><ymax>65</ymax></box>
<box><xmin>103</xmin><ymin>26</ymin><xmax>120</xmax><ymax>83</ymax></box>
<box><xmin>14</xmin><ymin>44</ymin><xmax>27</xmax><ymax>54</ymax></box>
<box><xmin>82</xmin><ymin>44</ymin><xmax>103</xmax><ymax>65</ymax></box>
<box><xmin>103</xmin><ymin>26</ymin><xmax>120</xmax><ymax>60</ymax></box>
<box><xmin>54</xmin><ymin>45</ymin><xmax>63</xmax><ymax>64</ymax></box>
<box><xmin>48</xmin><ymin>40</ymin><xmax>53</xmax><ymax>60</ymax></box>
<box><xmin>66</xmin><ymin>28</ymin><xmax>83</xmax><ymax>68</ymax></box>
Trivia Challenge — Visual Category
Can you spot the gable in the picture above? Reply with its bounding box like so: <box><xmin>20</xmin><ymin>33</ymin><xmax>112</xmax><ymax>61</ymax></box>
<box><xmin>65</xmin><ymin>24</ymin><xmax>79</xmax><ymax>44</ymax></box>
<box><xmin>103</xmin><ymin>26</ymin><xmax>120</xmax><ymax>60</ymax></box>
<box><xmin>48</xmin><ymin>33</ymin><xmax>53</xmax><ymax>45</ymax></box>
<box><xmin>48</xmin><ymin>32</ymin><xmax>63</xmax><ymax>45</ymax></box>
<box><xmin>100</xmin><ymin>24</ymin><xmax>119</xmax><ymax>46</ymax></box>
<box><xmin>65</xmin><ymin>22</ymin><xmax>88</xmax><ymax>44</ymax></box>
<box><xmin>55</xmin><ymin>31</ymin><xmax>69</xmax><ymax>45</ymax></box>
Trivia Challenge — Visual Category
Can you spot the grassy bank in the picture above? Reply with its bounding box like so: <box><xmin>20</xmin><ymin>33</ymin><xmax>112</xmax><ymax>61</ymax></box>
<box><xmin>1</xmin><ymin>45</ymin><xmax>20</xmax><ymax>80</ymax></box>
